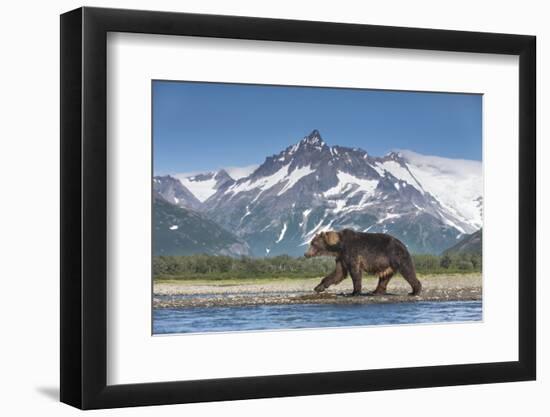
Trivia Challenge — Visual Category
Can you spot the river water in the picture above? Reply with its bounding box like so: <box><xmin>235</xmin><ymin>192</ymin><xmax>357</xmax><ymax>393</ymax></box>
<box><xmin>153</xmin><ymin>300</ymin><xmax>482</xmax><ymax>335</ymax></box>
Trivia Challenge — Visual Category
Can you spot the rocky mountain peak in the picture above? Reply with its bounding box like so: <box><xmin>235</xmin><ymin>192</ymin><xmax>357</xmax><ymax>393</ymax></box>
<box><xmin>295</xmin><ymin>129</ymin><xmax>327</xmax><ymax>151</ymax></box>
<box><xmin>215</xmin><ymin>169</ymin><xmax>232</xmax><ymax>181</ymax></box>
<box><xmin>302</xmin><ymin>129</ymin><xmax>324</xmax><ymax>144</ymax></box>
<box><xmin>255</xmin><ymin>130</ymin><xmax>330</xmax><ymax>175</ymax></box>
<box><xmin>184</xmin><ymin>169</ymin><xmax>234</xmax><ymax>186</ymax></box>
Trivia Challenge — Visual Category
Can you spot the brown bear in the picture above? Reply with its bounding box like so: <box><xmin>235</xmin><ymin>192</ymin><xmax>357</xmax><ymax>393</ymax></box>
<box><xmin>304</xmin><ymin>229</ymin><xmax>422</xmax><ymax>296</ymax></box>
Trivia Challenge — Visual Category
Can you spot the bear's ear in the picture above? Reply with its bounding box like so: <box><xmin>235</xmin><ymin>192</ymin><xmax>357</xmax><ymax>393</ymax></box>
<box><xmin>324</xmin><ymin>231</ymin><xmax>340</xmax><ymax>246</ymax></box>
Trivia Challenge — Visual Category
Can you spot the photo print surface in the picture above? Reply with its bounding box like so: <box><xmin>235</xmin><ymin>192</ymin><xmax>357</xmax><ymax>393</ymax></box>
<box><xmin>152</xmin><ymin>80</ymin><xmax>483</xmax><ymax>335</ymax></box>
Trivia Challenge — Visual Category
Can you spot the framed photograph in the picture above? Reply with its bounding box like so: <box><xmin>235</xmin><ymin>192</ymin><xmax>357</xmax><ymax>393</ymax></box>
<box><xmin>60</xmin><ymin>7</ymin><xmax>536</xmax><ymax>409</ymax></box>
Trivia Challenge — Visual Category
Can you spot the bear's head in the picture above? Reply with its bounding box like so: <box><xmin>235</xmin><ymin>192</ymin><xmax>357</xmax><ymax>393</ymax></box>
<box><xmin>304</xmin><ymin>231</ymin><xmax>341</xmax><ymax>258</ymax></box>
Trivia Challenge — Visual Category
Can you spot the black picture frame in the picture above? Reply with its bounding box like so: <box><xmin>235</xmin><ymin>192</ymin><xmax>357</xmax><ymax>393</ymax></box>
<box><xmin>60</xmin><ymin>6</ymin><xmax>536</xmax><ymax>410</ymax></box>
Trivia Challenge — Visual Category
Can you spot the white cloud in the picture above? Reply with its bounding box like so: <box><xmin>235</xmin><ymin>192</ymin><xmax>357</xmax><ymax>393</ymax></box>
<box><xmin>170</xmin><ymin>164</ymin><xmax>259</xmax><ymax>182</ymax></box>
<box><xmin>396</xmin><ymin>149</ymin><xmax>483</xmax><ymax>230</ymax></box>
<box><xmin>169</xmin><ymin>170</ymin><xmax>207</xmax><ymax>179</ymax></box>
<box><xmin>223</xmin><ymin>164</ymin><xmax>259</xmax><ymax>180</ymax></box>
<box><xmin>169</xmin><ymin>164</ymin><xmax>260</xmax><ymax>180</ymax></box>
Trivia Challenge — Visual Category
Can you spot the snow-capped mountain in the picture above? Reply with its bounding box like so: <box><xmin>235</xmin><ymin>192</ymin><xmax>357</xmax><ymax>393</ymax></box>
<box><xmin>153</xmin><ymin>175</ymin><xmax>203</xmax><ymax>210</ymax></box>
<box><xmin>156</xmin><ymin>130</ymin><xmax>483</xmax><ymax>256</ymax></box>
<box><xmin>396</xmin><ymin>150</ymin><xmax>483</xmax><ymax>230</ymax></box>
<box><xmin>175</xmin><ymin>170</ymin><xmax>234</xmax><ymax>203</ymax></box>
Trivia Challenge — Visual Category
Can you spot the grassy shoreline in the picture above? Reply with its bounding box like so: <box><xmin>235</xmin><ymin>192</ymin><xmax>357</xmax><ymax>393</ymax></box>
<box><xmin>153</xmin><ymin>270</ymin><xmax>480</xmax><ymax>282</ymax></box>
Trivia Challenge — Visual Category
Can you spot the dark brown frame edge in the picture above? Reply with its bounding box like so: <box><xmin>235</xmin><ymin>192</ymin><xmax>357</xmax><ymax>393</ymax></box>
<box><xmin>60</xmin><ymin>6</ymin><xmax>536</xmax><ymax>410</ymax></box>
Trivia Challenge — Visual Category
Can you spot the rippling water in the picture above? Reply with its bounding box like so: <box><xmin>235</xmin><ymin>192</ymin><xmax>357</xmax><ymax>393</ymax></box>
<box><xmin>153</xmin><ymin>300</ymin><xmax>482</xmax><ymax>335</ymax></box>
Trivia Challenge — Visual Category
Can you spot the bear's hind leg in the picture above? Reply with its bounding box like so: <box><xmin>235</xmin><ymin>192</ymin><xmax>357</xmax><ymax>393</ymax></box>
<box><xmin>400</xmin><ymin>261</ymin><xmax>422</xmax><ymax>295</ymax></box>
<box><xmin>371</xmin><ymin>273</ymin><xmax>393</xmax><ymax>295</ymax></box>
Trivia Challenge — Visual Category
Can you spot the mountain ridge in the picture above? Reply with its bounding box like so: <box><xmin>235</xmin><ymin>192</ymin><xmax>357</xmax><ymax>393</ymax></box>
<box><xmin>153</xmin><ymin>194</ymin><xmax>250</xmax><ymax>257</ymax></box>
<box><xmin>443</xmin><ymin>229</ymin><xmax>482</xmax><ymax>256</ymax></box>
<box><xmin>155</xmin><ymin>130</ymin><xmax>482</xmax><ymax>256</ymax></box>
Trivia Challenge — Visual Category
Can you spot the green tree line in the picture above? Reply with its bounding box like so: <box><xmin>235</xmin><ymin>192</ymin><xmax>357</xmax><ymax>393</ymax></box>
<box><xmin>153</xmin><ymin>253</ymin><xmax>481</xmax><ymax>280</ymax></box>
<box><xmin>412</xmin><ymin>253</ymin><xmax>482</xmax><ymax>274</ymax></box>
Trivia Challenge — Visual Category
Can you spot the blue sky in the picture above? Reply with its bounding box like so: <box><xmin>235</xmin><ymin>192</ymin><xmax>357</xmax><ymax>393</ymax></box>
<box><xmin>153</xmin><ymin>80</ymin><xmax>482</xmax><ymax>175</ymax></box>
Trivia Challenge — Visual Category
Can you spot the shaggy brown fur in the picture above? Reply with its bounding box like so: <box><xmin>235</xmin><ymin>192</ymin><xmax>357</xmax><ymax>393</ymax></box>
<box><xmin>305</xmin><ymin>229</ymin><xmax>422</xmax><ymax>296</ymax></box>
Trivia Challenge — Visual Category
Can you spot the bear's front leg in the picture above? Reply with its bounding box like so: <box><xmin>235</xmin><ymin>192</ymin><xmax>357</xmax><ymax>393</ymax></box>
<box><xmin>349</xmin><ymin>266</ymin><xmax>363</xmax><ymax>296</ymax></box>
<box><xmin>314</xmin><ymin>282</ymin><xmax>327</xmax><ymax>293</ymax></box>
<box><xmin>314</xmin><ymin>260</ymin><xmax>348</xmax><ymax>293</ymax></box>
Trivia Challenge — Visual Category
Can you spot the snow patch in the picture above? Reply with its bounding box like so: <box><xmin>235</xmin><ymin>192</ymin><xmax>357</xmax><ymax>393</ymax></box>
<box><xmin>440</xmin><ymin>215</ymin><xmax>466</xmax><ymax>234</ymax></box>
<box><xmin>331</xmin><ymin>199</ymin><xmax>347</xmax><ymax>213</ymax></box>
<box><xmin>377</xmin><ymin>212</ymin><xmax>401</xmax><ymax>224</ymax></box>
<box><xmin>377</xmin><ymin>160</ymin><xmax>424</xmax><ymax>192</ymax></box>
<box><xmin>317</xmin><ymin>219</ymin><xmax>335</xmax><ymax>235</ymax></box>
<box><xmin>276</xmin><ymin>223</ymin><xmax>288</xmax><ymax>243</ymax></box>
<box><xmin>227</xmin><ymin>163</ymin><xmax>314</xmax><ymax>197</ymax></box>
<box><xmin>302</xmin><ymin>215</ymin><xmax>327</xmax><ymax>244</ymax></box>
<box><xmin>277</xmin><ymin>165</ymin><xmax>314</xmax><ymax>195</ymax></box>
<box><xmin>177</xmin><ymin>175</ymin><xmax>218</xmax><ymax>202</ymax></box>
<box><xmin>299</xmin><ymin>209</ymin><xmax>312</xmax><ymax>227</ymax></box>
<box><xmin>363</xmin><ymin>224</ymin><xmax>376</xmax><ymax>232</ymax></box>
<box><xmin>240</xmin><ymin>205</ymin><xmax>252</xmax><ymax>222</ymax></box>
<box><xmin>323</xmin><ymin>171</ymin><xmax>378</xmax><ymax>198</ymax></box>
<box><xmin>371</xmin><ymin>163</ymin><xmax>386</xmax><ymax>177</ymax></box>
<box><xmin>228</xmin><ymin>164</ymin><xmax>291</xmax><ymax>195</ymax></box>
<box><xmin>334</xmin><ymin>197</ymin><xmax>374</xmax><ymax>215</ymax></box>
